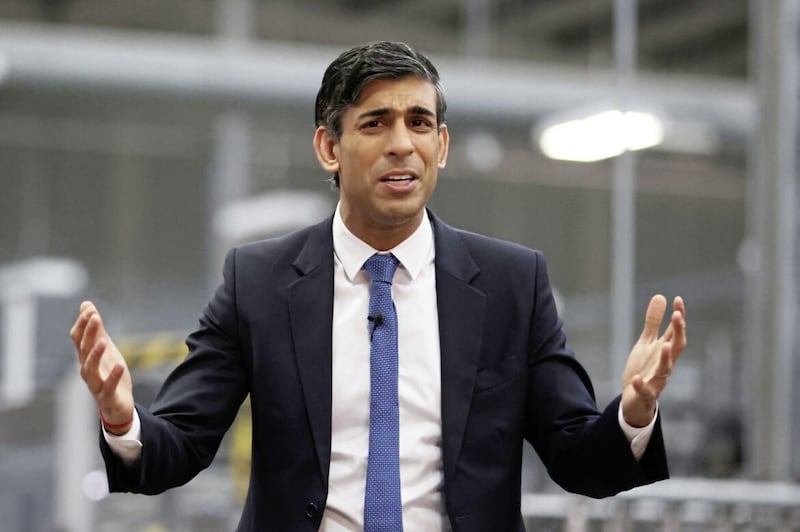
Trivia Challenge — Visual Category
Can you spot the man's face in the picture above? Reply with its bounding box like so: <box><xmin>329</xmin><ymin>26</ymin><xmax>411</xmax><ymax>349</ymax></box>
<box><xmin>314</xmin><ymin>76</ymin><xmax>449</xmax><ymax>249</ymax></box>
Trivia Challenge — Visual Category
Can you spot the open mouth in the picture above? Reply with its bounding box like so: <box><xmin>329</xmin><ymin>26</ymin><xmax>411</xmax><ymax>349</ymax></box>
<box><xmin>381</xmin><ymin>175</ymin><xmax>416</xmax><ymax>184</ymax></box>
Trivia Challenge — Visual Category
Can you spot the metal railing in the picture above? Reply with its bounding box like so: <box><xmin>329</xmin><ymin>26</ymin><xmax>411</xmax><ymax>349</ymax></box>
<box><xmin>522</xmin><ymin>478</ymin><xmax>800</xmax><ymax>531</ymax></box>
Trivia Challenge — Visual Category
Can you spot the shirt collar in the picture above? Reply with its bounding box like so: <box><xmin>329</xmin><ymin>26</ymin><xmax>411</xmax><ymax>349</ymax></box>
<box><xmin>332</xmin><ymin>202</ymin><xmax>435</xmax><ymax>282</ymax></box>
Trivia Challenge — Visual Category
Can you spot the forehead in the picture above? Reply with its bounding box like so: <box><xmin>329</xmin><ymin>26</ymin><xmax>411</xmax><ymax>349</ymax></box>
<box><xmin>352</xmin><ymin>76</ymin><xmax>437</xmax><ymax>111</ymax></box>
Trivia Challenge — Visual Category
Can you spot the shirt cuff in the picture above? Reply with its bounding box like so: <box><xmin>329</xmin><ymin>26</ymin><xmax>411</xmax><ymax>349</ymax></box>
<box><xmin>102</xmin><ymin>408</ymin><xmax>143</xmax><ymax>465</ymax></box>
<box><xmin>618</xmin><ymin>402</ymin><xmax>658</xmax><ymax>461</ymax></box>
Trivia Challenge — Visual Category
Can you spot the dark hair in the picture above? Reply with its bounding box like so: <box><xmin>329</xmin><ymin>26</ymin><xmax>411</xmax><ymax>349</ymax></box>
<box><xmin>314</xmin><ymin>41</ymin><xmax>447</xmax><ymax>186</ymax></box>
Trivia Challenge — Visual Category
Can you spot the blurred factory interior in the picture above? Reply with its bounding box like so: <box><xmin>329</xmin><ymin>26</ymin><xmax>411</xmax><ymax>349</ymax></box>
<box><xmin>0</xmin><ymin>0</ymin><xmax>799</xmax><ymax>530</ymax></box>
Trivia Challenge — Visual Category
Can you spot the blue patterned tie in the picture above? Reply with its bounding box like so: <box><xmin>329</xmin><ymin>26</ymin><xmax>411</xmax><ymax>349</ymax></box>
<box><xmin>362</xmin><ymin>253</ymin><xmax>403</xmax><ymax>532</ymax></box>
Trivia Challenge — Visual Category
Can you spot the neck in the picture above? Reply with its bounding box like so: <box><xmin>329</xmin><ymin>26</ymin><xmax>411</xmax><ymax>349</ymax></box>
<box><xmin>341</xmin><ymin>211</ymin><xmax>425</xmax><ymax>251</ymax></box>
<box><xmin>356</xmin><ymin>224</ymin><xmax>417</xmax><ymax>251</ymax></box>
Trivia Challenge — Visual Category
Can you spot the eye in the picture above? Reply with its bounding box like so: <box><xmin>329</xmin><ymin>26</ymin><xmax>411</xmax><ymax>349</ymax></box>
<box><xmin>362</xmin><ymin>119</ymin><xmax>382</xmax><ymax>129</ymax></box>
<box><xmin>410</xmin><ymin>118</ymin><xmax>434</xmax><ymax>130</ymax></box>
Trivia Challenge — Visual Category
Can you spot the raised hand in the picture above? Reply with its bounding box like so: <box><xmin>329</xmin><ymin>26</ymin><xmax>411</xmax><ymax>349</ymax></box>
<box><xmin>620</xmin><ymin>295</ymin><xmax>687</xmax><ymax>427</ymax></box>
<box><xmin>70</xmin><ymin>301</ymin><xmax>135</xmax><ymax>435</ymax></box>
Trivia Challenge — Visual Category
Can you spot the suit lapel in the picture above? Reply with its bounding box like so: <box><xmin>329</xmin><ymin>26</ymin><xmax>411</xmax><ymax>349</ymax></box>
<box><xmin>288</xmin><ymin>217</ymin><xmax>335</xmax><ymax>487</ymax></box>
<box><xmin>430</xmin><ymin>213</ymin><xmax>486</xmax><ymax>483</ymax></box>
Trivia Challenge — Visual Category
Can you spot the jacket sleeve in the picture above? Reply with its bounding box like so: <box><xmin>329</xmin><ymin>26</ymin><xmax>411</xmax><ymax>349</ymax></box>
<box><xmin>523</xmin><ymin>251</ymin><xmax>668</xmax><ymax>498</ymax></box>
<box><xmin>102</xmin><ymin>248</ymin><xmax>250</xmax><ymax>494</ymax></box>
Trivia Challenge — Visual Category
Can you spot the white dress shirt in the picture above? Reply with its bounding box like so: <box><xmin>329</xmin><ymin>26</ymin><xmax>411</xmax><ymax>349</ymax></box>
<box><xmin>321</xmin><ymin>205</ymin><xmax>447</xmax><ymax>531</ymax></box>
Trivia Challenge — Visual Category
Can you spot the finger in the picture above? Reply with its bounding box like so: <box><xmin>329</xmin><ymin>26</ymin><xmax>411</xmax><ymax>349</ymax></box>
<box><xmin>658</xmin><ymin>297</ymin><xmax>687</xmax><ymax>343</ymax></box>
<box><xmin>80</xmin><ymin>337</ymin><xmax>108</xmax><ymax>395</ymax></box>
<box><xmin>81</xmin><ymin>313</ymin><xmax>107</xmax><ymax>356</ymax></box>
<box><xmin>640</xmin><ymin>294</ymin><xmax>667</xmax><ymax>341</ymax></box>
<box><xmin>72</xmin><ymin>301</ymin><xmax>97</xmax><ymax>334</ymax></box>
<box><xmin>655</xmin><ymin>342</ymin><xmax>673</xmax><ymax>377</ymax></box>
<box><xmin>669</xmin><ymin>306</ymin><xmax>687</xmax><ymax>352</ymax></box>
<box><xmin>70</xmin><ymin>302</ymin><xmax>100</xmax><ymax>348</ymax></box>
<box><xmin>670</xmin><ymin>296</ymin><xmax>686</xmax><ymax>340</ymax></box>
<box><xmin>673</xmin><ymin>296</ymin><xmax>686</xmax><ymax>319</ymax></box>
<box><xmin>661</xmin><ymin>313</ymin><xmax>680</xmax><ymax>342</ymax></box>
<box><xmin>672</xmin><ymin>309</ymin><xmax>685</xmax><ymax>336</ymax></box>
<box><xmin>70</xmin><ymin>309</ymin><xmax>91</xmax><ymax>352</ymax></box>
<box><xmin>632</xmin><ymin>375</ymin><xmax>657</xmax><ymax>400</ymax></box>
<box><xmin>74</xmin><ymin>311</ymin><xmax>101</xmax><ymax>365</ymax></box>
<box><xmin>98</xmin><ymin>364</ymin><xmax>125</xmax><ymax>401</ymax></box>
<box><xmin>79</xmin><ymin>312</ymin><xmax>98</xmax><ymax>356</ymax></box>
<box><xmin>662</xmin><ymin>320</ymin><xmax>675</xmax><ymax>343</ymax></box>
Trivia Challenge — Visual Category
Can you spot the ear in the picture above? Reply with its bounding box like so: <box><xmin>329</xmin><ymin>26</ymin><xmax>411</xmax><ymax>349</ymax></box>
<box><xmin>313</xmin><ymin>126</ymin><xmax>340</xmax><ymax>174</ymax></box>
<box><xmin>437</xmin><ymin>124</ymin><xmax>450</xmax><ymax>169</ymax></box>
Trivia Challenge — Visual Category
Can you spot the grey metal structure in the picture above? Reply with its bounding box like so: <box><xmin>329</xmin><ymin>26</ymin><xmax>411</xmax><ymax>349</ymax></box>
<box><xmin>743</xmin><ymin>0</ymin><xmax>799</xmax><ymax>482</ymax></box>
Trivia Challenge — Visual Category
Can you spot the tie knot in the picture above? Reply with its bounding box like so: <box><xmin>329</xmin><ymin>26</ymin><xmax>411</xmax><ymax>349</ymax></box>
<box><xmin>363</xmin><ymin>253</ymin><xmax>399</xmax><ymax>284</ymax></box>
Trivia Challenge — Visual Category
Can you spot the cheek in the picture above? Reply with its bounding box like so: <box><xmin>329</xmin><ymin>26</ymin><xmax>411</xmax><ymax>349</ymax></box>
<box><xmin>340</xmin><ymin>142</ymin><xmax>377</xmax><ymax>172</ymax></box>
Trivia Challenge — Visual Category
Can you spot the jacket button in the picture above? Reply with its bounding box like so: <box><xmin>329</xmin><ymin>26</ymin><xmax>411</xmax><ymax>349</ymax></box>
<box><xmin>305</xmin><ymin>502</ymin><xmax>319</xmax><ymax>519</ymax></box>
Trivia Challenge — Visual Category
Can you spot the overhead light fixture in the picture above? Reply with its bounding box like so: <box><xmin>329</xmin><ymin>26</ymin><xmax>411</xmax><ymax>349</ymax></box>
<box><xmin>536</xmin><ymin>109</ymin><xmax>664</xmax><ymax>162</ymax></box>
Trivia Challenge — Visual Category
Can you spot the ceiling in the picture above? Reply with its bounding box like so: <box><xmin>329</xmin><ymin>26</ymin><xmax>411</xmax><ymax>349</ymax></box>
<box><xmin>0</xmin><ymin>0</ymin><xmax>750</xmax><ymax>78</ymax></box>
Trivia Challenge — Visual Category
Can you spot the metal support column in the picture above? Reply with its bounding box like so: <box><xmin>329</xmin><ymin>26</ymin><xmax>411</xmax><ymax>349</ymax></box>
<box><xmin>207</xmin><ymin>0</ymin><xmax>256</xmax><ymax>286</ymax></box>
<box><xmin>610</xmin><ymin>0</ymin><xmax>637</xmax><ymax>385</ymax></box>
<box><xmin>461</xmin><ymin>0</ymin><xmax>492</xmax><ymax>57</ymax></box>
<box><xmin>52</xmin><ymin>370</ymin><xmax>96</xmax><ymax>532</ymax></box>
<box><xmin>743</xmin><ymin>0</ymin><xmax>799</xmax><ymax>480</ymax></box>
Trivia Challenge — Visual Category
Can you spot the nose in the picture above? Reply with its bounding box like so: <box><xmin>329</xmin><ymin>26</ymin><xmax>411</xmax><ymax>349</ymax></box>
<box><xmin>385</xmin><ymin>122</ymin><xmax>414</xmax><ymax>158</ymax></box>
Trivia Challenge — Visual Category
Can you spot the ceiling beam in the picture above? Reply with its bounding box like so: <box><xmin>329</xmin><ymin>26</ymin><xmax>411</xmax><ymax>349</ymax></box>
<box><xmin>500</xmin><ymin>0</ymin><xmax>615</xmax><ymax>35</ymax></box>
<box><xmin>0</xmin><ymin>21</ymin><xmax>753</xmax><ymax>132</ymax></box>
<box><xmin>637</xmin><ymin>1</ymin><xmax>747</xmax><ymax>54</ymax></box>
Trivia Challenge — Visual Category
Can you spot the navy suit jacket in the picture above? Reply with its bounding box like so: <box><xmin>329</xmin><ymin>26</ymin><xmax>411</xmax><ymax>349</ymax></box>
<box><xmin>101</xmin><ymin>210</ymin><xmax>668</xmax><ymax>531</ymax></box>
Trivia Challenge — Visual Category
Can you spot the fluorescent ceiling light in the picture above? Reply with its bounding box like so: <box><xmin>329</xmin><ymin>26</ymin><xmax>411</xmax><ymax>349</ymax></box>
<box><xmin>537</xmin><ymin>110</ymin><xmax>664</xmax><ymax>162</ymax></box>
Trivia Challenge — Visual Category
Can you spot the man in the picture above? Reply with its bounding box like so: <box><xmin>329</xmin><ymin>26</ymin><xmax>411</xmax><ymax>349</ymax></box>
<box><xmin>71</xmin><ymin>41</ymin><xmax>687</xmax><ymax>531</ymax></box>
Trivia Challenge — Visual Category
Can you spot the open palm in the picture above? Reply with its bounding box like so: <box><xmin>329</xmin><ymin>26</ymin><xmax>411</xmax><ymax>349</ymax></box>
<box><xmin>621</xmin><ymin>295</ymin><xmax>686</xmax><ymax>427</ymax></box>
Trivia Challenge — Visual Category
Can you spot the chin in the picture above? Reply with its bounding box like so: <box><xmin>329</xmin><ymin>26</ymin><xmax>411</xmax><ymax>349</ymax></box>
<box><xmin>382</xmin><ymin>202</ymin><xmax>425</xmax><ymax>221</ymax></box>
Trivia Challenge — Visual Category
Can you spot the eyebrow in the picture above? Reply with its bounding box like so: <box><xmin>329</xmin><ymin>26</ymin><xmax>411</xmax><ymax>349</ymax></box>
<box><xmin>356</xmin><ymin>105</ymin><xmax>436</xmax><ymax>120</ymax></box>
